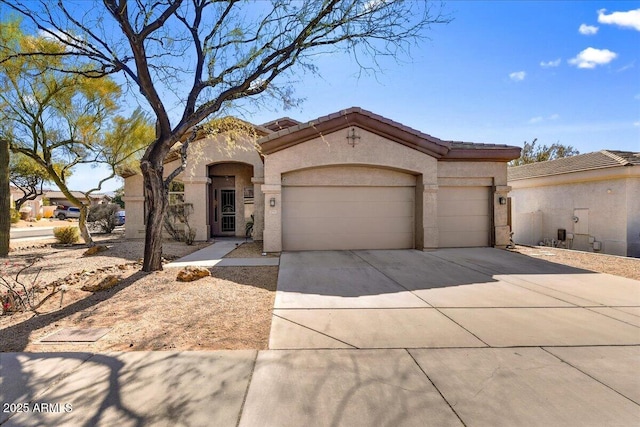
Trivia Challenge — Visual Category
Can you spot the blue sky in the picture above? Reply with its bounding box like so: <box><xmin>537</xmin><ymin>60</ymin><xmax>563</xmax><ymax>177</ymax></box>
<box><xmin>245</xmin><ymin>1</ymin><xmax>640</xmax><ymax>150</ymax></box>
<box><xmin>47</xmin><ymin>1</ymin><xmax>640</xmax><ymax>191</ymax></box>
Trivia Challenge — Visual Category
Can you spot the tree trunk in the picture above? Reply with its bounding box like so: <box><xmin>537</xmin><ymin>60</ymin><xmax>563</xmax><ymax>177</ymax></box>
<box><xmin>45</xmin><ymin>167</ymin><xmax>94</xmax><ymax>246</ymax></box>
<box><xmin>78</xmin><ymin>204</ymin><xmax>93</xmax><ymax>247</ymax></box>
<box><xmin>141</xmin><ymin>160</ymin><xmax>167</xmax><ymax>272</ymax></box>
<box><xmin>0</xmin><ymin>139</ymin><xmax>10</xmax><ymax>257</ymax></box>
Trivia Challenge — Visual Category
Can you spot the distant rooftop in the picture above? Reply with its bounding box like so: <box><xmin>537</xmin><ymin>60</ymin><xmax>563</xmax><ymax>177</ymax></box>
<box><xmin>261</xmin><ymin>117</ymin><xmax>301</xmax><ymax>132</ymax></box>
<box><xmin>508</xmin><ymin>150</ymin><xmax>640</xmax><ymax>181</ymax></box>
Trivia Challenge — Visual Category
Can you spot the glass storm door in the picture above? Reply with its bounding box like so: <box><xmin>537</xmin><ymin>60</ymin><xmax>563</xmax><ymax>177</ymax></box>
<box><xmin>220</xmin><ymin>189</ymin><xmax>236</xmax><ymax>233</ymax></box>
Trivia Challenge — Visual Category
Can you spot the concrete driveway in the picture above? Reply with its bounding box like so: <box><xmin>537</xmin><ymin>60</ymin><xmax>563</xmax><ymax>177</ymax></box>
<box><xmin>270</xmin><ymin>248</ymin><xmax>640</xmax><ymax>349</ymax></box>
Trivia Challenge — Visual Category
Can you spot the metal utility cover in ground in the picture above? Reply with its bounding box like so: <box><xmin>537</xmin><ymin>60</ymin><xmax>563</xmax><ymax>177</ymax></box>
<box><xmin>40</xmin><ymin>328</ymin><xmax>111</xmax><ymax>342</ymax></box>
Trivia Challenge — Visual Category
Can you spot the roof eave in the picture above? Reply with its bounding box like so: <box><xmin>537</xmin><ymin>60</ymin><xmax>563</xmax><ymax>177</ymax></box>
<box><xmin>442</xmin><ymin>147</ymin><xmax>522</xmax><ymax>162</ymax></box>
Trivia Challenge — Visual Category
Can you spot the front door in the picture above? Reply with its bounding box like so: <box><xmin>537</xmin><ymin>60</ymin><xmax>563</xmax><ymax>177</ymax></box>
<box><xmin>220</xmin><ymin>189</ymin><xmax>236</xmax><ymax>234</ymax></box>
<box><xmin>211</xmin><ymin>176</ymin><xmax>236</xmax><ymax>236</ymax></box>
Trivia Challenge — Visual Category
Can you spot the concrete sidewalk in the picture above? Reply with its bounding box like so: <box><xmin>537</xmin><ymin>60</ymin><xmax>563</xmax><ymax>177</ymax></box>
<box><xmin>2</xmin><ymin>347</ymin><xmax>638</xmax><ymax>426</ymax></box>
<box><xmin>163</xmin><ymin>238</ymin><xmax>279</xmax><ymax>268</ymax></box>
<box><xmin>2</xmin><ymin>248</ymin><xmax>639</xmax><ymax>426</ymax></box>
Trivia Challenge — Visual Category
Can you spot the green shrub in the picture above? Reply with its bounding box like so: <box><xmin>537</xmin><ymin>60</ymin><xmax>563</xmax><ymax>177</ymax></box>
<box><xmin>53</xmin><ymin>226</ymin><xmax>79</xmax><ymax>244</ymax></box>
<box><xmin>35</xmin><ymin>214</ymin><xmax>42</xmax><ymax>221</ymax></box>
<box><xmin>88</xmin><ymin>203</ymin><xmax>119</xmax><ymax>234</ymax></box>
<box><xmin>9</xmin><ymin>209</ymin><xmax>20</xmax><ymax>224</ymax></box>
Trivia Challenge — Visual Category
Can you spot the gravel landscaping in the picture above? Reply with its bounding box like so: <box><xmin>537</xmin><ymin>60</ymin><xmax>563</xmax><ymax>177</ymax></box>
<box><xmin>512</xmin><ymin>245</ymin><xmax>640</xmax><ymax>280</ymax></box>
<box><xmin>1</xmin><ymin>234</ymin><xmax>278</xmax><ymax>352</ymax></box>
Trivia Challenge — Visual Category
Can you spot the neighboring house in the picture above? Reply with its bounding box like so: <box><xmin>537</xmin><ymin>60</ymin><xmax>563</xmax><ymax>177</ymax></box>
<box><xmin>123</xmin><ymin>107</ymin><xmax>520</xmax><ymax>252</ymax></box>
<box><xmin>508</xmin><ymin>150</ymin><xmax>640</xmax><ymax>257</ymax></box>
<box><xmin>9</xmin><ymin>185</ymin><xmax>45</xmax><ymax>219</ymax></box>
<box><xmin>45</xmin><ymin>191</ymin><xmax>110</xmax><ymax>208</ymax></box>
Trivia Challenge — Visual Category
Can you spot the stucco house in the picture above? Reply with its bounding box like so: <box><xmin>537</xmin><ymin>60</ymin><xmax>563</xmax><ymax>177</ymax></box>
<box><xmin>45</xmin><ymin>191</ymin><xmax>110</xmax><ymax>208</ymax></box>
<box><xmin>10</xmin><ymin>185</ymin><xmax>45</xmax><ymax>219</ymax></box>
<box><xmin>508</xmin><ymin>150</ymin><xmax>640</xmax><ymax>257</ymax></box>
<box><xmin>123</xmin><ymin>107</ymin><xmax>520</xmax><ymax>252</ymax></box>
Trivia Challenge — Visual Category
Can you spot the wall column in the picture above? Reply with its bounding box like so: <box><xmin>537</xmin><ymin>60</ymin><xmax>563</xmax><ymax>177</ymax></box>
<box><xmin>184</xmin><ymin>176</ymin><xmax>211</xmax><ymax>241</ymax></box>
<box><xmin>494</xmin><ymin>185</ymin><xmax>511</xmax><ymax>248</ymax></box>
<box><xmin>261</xmin><ymin>184</ymin><xmax>282</xmax><ymax>252</ymax></box>
<box><xmin>252</xmin><ymin>177</ymin><xmax>265</xmax><ymax>241</ymax></box>
<box><xmin>422</xmin><ymin>184</ymin><xmax>439</xmax><ymax>250</ymax></box>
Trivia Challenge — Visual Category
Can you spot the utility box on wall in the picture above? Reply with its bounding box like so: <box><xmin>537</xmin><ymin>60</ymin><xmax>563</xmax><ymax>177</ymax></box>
<box><xmin>557</xmin><ymin>228</ymin><xmax>566</xmax><ymax>241</ymax></box>
<box><xmin>573</xmin><ymin>208</ymin><xmax>589</xmax><ymax>235</ymax></box>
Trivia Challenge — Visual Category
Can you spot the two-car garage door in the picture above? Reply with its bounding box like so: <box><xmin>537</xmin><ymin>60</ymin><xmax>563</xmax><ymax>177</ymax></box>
<box><xmin>281</xmin><ymin>167</ymin><xmax>491</xmax><ymax>251</ymax></box>
<box><xmin>282</xmin><ymin>186</ymin><xmax>415</xmax><ymax>251</ymax></box>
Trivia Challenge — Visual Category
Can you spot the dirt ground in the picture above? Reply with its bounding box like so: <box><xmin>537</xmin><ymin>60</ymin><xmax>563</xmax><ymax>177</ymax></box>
<box><xmin>512</xmin><ymin>245</ymin><xmax>640</xmax><ymax>280</ymax></box>
<box><xmin>12</xmin><ymin>218</ymin><xmax>78</xmax><ymax>228</ymax></box>
<box><xmin>1</xmin><ymin>235</ymin><xmax>278</xmax><ymax>352</ymax></box>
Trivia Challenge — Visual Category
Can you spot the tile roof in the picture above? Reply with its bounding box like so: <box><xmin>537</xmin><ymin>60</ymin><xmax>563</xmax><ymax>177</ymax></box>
<box><xmin>508</xmin><ymin>150</ymin><xmax>639</xmax><ymax>181</ymax></box>
<box><xmin>261</xmin><ymin>117</ymin><xmax>301</xmax><ymax>132</ymax></box>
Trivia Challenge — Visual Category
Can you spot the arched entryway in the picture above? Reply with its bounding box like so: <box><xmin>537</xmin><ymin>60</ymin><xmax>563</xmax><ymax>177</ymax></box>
<box><xmin>208</xmin><ymin>162</ymin><xmax>255</xmax><ymax>238</ymax></box>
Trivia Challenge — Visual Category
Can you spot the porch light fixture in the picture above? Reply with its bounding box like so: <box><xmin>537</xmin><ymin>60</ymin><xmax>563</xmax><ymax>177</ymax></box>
<box><xmin>270</xmin><ymin>197</ymin><xmax>276</xmax><ymax>207</ymax></box>
<box><xmin>498</xmin><ymin>197</ymin><xmax>507</xmax><ymax>205</ymax></box>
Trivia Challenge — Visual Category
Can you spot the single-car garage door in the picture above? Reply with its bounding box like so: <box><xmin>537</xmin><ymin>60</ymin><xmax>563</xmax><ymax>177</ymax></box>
<box><xmin>282</xmin><ymin>186</ymin><xmax>415</xmax><ymax>251</ymax></box>
<box><xmin>438</xmin><ymin>186</ymin><xmax>491</xmax><ymax>247</ymax></box>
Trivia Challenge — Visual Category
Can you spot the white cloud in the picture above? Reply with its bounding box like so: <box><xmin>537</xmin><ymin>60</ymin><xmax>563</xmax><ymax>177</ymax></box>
<box><xmin>509</xmin><ymin>71</ymin><xmax>526</xmax><ymax>81</ymax></box>
<box><xmin>529</xmin><ymin>114</ymin><xmax>559</xmax><ymax>124</ymax></box>
<box><xmin>540</xmin><ymin>58</ymin><xmax>561</xmax><ymax>68</ymax></box>
<box><xmin>598</xmin><ymin>8</ymin><xmax>640</xmax><ymax>31</ymax></box>
<box><xmin>579</xmin><ymin>24</ymin><xmax>599</xmax><ymax>35</ymax></box>
<box><xmin>617</xmin><ymin>62</ymin><xmax>635</xmax><ymax>72</ymax></box>
<box><xmin>634</xmin><ymin>121</ymin><xmax>640</xmax><ymax>127</ymax></box>
<box><xmin>568</xmin><ymin>47</ymin><xmax>617</xmax><ymax>69</ymax></box>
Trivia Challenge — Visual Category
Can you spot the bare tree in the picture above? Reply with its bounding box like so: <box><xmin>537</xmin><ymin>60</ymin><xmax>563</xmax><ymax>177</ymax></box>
<box><xmin>1</xmin><ymin>0</ymin><xmax>451</xmax><ymax>271</ymax></box>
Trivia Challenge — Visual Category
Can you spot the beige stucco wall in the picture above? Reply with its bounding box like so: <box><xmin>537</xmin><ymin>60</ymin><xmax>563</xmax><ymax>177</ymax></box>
<box><xmin>509</xmin><ymin>167</ymin><xmax>639</xmax><ymax>256</ymax></box>
<box><xmin>627</xmin><ymin>177</ymin><xmax>640</xmax><ymax>257</ymax></box>
<box><xmin>123</xmin><ymin>134</ymin><xmax>264</xmax><ymax>241</ymax></box>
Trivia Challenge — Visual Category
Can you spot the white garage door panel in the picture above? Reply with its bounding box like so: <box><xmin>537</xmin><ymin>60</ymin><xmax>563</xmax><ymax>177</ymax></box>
<box><xmin>284</xmin><ymin>215</ymin><xmax>414</xmax><ymax>235</ymax></box>
<box><xmin>283</xmin><ymin>186</ymin><xmax>415</xmax><ymax>251</ymax></box>
<box><xmin>438</xmin><ymin>186</ymin><xmax>490</xmax><ymax>247</ymax></box>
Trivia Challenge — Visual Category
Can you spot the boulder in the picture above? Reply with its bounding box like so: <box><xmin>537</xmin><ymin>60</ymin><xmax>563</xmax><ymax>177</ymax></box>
<box><xmin>81</xmin><ymin>275</ymin><xmax>120</xmax><ymax>292</ymax></box>
<box><xmin>176</xmin><ymin>266</ymin><xmax>211</xmax><ymax>282</ymax></box>
<box><xmin>83</xmin><ymin>245</ymin><xmax>108</xmax><ymax>256</ymax></box>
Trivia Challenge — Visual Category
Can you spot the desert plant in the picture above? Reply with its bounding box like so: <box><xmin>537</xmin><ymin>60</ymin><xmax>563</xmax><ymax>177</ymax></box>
<box><xmin>245</xmin><ymin>214</ymin><xmax>254</xmax><ymax>238</ymax></box>
<box><xmin>163</xmin><ymin>203</ymin><xmax>196</xmax><ymax>245</ymax></box>
<box><xmin>1</xmin><ymin>257</ymin><xmax>64</xmax><ymax>315</ymax></box>
<box><xmin>88</xmin><ymin>203</ymin><xmax>119</xmax><ymax>234</ymax></box>
<box><xmin>35</xmin><ymin>214</ymin><xmax>42</xmax><ymax>221</ymax></box>
<box><xmin>9</xmin><ymin>208</ymin><xmax>20</xmax><ymax>224</ymax></box>
<box><xmin>53</xmin><ymin>226</ymin><xmax>79</xmax><ymax>244</ymax></box>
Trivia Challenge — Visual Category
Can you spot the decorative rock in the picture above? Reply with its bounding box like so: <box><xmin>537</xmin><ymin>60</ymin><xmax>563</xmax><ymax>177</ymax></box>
<box><xmin>81</xmin><ymin>275</ymin><xmax>120</xmax><ymax>292</ymax></box>
<box><xmin>83</xmin><ymin>245</ymin><xmax>108</xmax><ymax>256</ymax></box>
<box><xmin>176</xmin><ymin>266</ymin><xmax>211</xmax><ymax>282</ymax></box>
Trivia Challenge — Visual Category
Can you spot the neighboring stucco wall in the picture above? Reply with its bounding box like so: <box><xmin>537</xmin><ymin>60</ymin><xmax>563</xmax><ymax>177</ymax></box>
<box><xmin>123</xmin><ymin>134</ymin><xmax>264</xmax><ymax>241</ymax></box>
<box><xmin>509</xmin><ymin>167</ymin><xmax>638</xmax><ymax>256</ymax></box>
<box><xmin>626</xmin><ymin>177</ymin><xmax>640</xmax><ymax>257</ymax></box>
